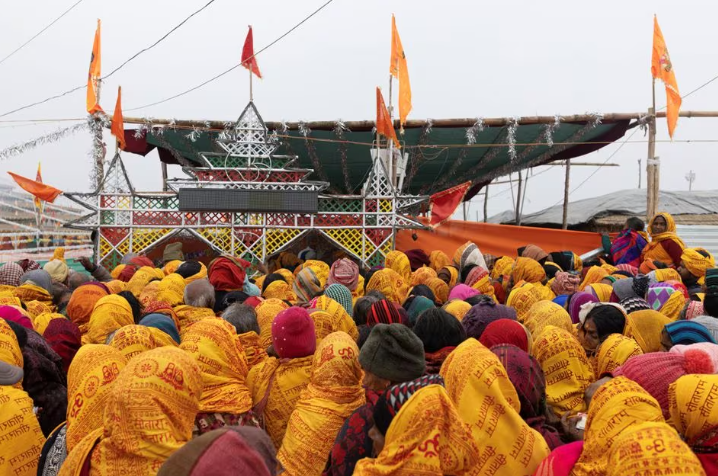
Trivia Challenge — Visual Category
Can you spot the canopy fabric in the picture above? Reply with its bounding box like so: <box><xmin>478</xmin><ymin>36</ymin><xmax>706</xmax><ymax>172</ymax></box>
<box><xmin>122</xmin><ymin>118</ymin><xmax>630</xmax><ymax>197</ymax></box>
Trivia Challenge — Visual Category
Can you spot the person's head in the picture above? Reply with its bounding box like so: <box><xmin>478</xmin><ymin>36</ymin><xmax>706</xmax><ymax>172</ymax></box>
<box><xmin>661</xmin><ymin>321</ymin><xmax>717</xmax><ymax>352</ymax></box>
<box><xmin>625</xmin><ymin>217</ymin><xmax>645</xmax><ymax>232</ymax></box>
<box><xmin>413</xmin><ymin>308</ymin><xmax>466</xmax><ymax>353</ymax></box>
<box><xmin>222</xmin><ymin>304</ymin><xmax>259</xmax><ymax>335</ymax></box>
<box><xmin>162</xmin><ymin>242</ymin><xmax>184</xmax><ymax>264</ymax></box>
<box><xmin>67</xmin><ymin>271</ymin><xmax>91</xmax><ymax>291</ymax></box>
<box><xmin>271</xmin><ymin>307</ymin><xmax>316</xmax><ymax>359</ymax></box>
<box><xmin>51</xmin><ymin>282</ymin><xmax>69</xmax><ymax>304</ymax></box>
<box><xmin>261</xmin><ymin>273</ymin><xmax>287</xmax><ymax>293</ymax></box>
<box><xmin>184</xmin><ymin>279</ymin><xmax>216</xmax><ymax>309</ymax></box>
<box><xmin>358</xmin><ymin>323</ymin><xmax>425</xmax><ymax>391</ymax></box>
<box><xmin>678</xmin><ymin>248</ymin><xmax>713</xmax><ymax>282</ymax></box>
<box><xmin>651</xmin><ymin>214</ymin><xmax>668</xmax><ymax>234</ymax></box>
<box><xmin>584</xmin><ymin>376</ymin><xmax>612</xmax><ymax>408</ymax></box>
<box><xmin>578</xmin><ymin>304</ymin><xmax>627</xmax><ymax>354</ymax></box>
<box><xmin>176</xmin><ymin>260</ymin><xmax>203</xmax><ymax>279</ymax></box>
<box><xmin>117</xmin><ymin>290</ymin><xmax>142</xmax><ymax>324</ymax></box>
<box><xmin>353</xmin><ymin>296</ymin><xmax>378</xmax><ymax>326</ymax></box>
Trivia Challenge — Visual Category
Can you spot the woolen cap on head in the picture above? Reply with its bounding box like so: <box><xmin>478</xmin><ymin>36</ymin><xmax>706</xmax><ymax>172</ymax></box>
<box><xmin>359</xmin><ymin>323</ymin><xmax>425</xmax><ymax>382</ymax></box>
<box><xmin>272</xmin><ymin>307</ymin><xmax>316</xmax><ymax>359</ymax></box>
<box><xmin>0</xmin><ymin>361</ymin><xmax>23</xmax><ymax>386</ymax></box>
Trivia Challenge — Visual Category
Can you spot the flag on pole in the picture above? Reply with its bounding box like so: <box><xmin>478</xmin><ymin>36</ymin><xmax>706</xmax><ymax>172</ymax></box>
<box><xmin>651</xmin><ymin>15</ymin><xmax>681</xmax><ymax>139</ymax></box>
<box><xmin>34</xmin><ymin>163</ymin><xmax>44</xmax><ymax>214</ymax></box>
<box><xmin>241</xmin><ymin>26</ymin><xmax>262</xmax><ymax>79</ymax></box>
<box><xmin>111</xmin><ymin>86</ymin><xmax>126</xmax><ymax>150</ymax></box>
<box><xmin>8</xmin><ymin>172</ymin><xmax>62</xmax><ymax>203</ymax></box>
<box><xmin>86</xmin><ymin>19</ymin><xmax>103</xmax><ymax>114</ymax></box>
<box><xmin>429</xmin><ymin>181</ymin><xmax>472</xmax><ymax>227</ymax></box>
<box><xmin>389</xmin><ymin>15</ymin><xmax>412</xmax><ymax>127</ymax></box>
<box><xmin>376</xmin><ymin>87</ymin><xmax>400</xmax><ymax>148</ymax></box>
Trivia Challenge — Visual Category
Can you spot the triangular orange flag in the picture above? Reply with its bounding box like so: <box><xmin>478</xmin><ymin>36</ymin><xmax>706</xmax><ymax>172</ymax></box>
<box><xmin>34</xmin><ymin>162</ymin><xmax>43</xmax><ymax>213</ymax></box>
<box><xmin>241</xmin><ymin>26</ymin><xmax>262</xmax><ymax>79</ymax></box>
<box><xmin>111</xmin><ymin>86</ymin><xmax>126</xmax><ymax>150</ymax></box>
<box><xmin>651</xmin><ymin>15</ymin><xmax>681</xmax><ymax>139</ymax></box>
<box><xmin>376</xmin><ymin>87</ymin><xmax>400</xmax><ymax>148</ymax></box>
<box><xmin>86</xmin><ymin>19</ymin><xmax>103</xmax><ymax>114</ymax></box>
<box><xmin>389</xmin><ymin>15</ymin><xmax>412</xmax><ymax>127</ymax></box>
<box><xmin>8</xmin><ymin>172</ymin><xmax>62</xmax><ymax>203</ymax></box>
<box><xmin>430</xmin><ymin>181</ymin><xmax>471</xmax><ymax>228</ymax></box>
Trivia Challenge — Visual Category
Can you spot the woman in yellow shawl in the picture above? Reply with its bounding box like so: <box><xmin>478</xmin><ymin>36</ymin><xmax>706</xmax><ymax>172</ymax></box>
<box><xmin>607</xmin><ymin>422</ymin><xmax>706</xmax><ymax>476</ymax></box>
<box><xmin>255</xmin><ymin>298</ymin><xmax>289</xmax><ymax>348</ymax></box>
<box><xmin>109</xmin><ymin>325</ymin><xmax>176</xmax><ymax>361</ymax></box>
<box><xmin>410</xmin><ymin>266</ymin><xmax>437</xmax><ymax>286</ymax></box>
<box><xmin>624</xmin><ymin>309</ymin><xmax>672</xmax><ymax>353</ymax></box>
<box><xmin>59</xmin><ymin>347</ymin><xmax>202</xmax><ymax>476</ymax></box>
<box><xmin>263</xmin><ymin>279</ymin><xmax>297</xmax><ymax>303</ymax></box>
<box><xmin>512</xmin><ymin>257</ymin><xmax>546</xmax><ymax>284</ymax></box>
<box><xmin>571</xmin><ymin>377</ymin><xmax>665</xmax><ymax>476</ymax></box>
<box><xmin>585</xmin><ymin>283</ymin><xmax>612</xmax><ymax>302</ymax></box>
<box><xmin>669</xmin><ymin>374</ymin><xmax>718</xmax><ymax>473</ymax></box>
<box><xmin>66</xmin><ymin>283</ymin><xmax>109</xmax><ymax>335</ymax></box>
<box><xmin>127</xmin><ymin>266</ymin><xmax>164</xmax><ymax>298</ymax></box>
<box><xmin>278</xmin><ymin>332</ymin><xmax>365</xmax><ymax>476</ymax></box>
<box><xmin>507</xmin><ymin>283</ymin><xmax>543</xmax><ymax>323</ymax></box>
<box><xmin>641</xmin><ymin>212</ymin><xmax>686</xmax><ymax>268</ymax></box>
<box><xmin>532</xmin><ymin>326</ymin><xmax>594</xmax><ymax>416</ymax></box>
<box><xmin>443</xmin><ymin>299</ymin><xmax>472</xmax><ymax>321</ymax></box>
<box><xmin>179</xmin><ymin>319</ymin><xmax>256</xmax><ymax>436</ymax></box>
<box><xmin>33</xmin><ymin>312</ymin><xmax>64</xmax><ymax>336</ymax></box>
<box><xmin>310</xmin><ymin>295</ymin><xmax>358</xmax><ymax>341</ymax></box>
<box><xmin>428</xmin><ymin>250</ymin><xmax>450</xmax><ymax>271</ymax></box>
<box><xmin>524</xmin><ymin>301</ymin><xmax>573</xmax><ymax>339</ymax></box>
<box><xmin>425</xmin><ymin>276</ymin><xmax>449</xmax><ymax>304</ymax></box>
<box><xmin>578</xmin><ymin>266</ymin><xmax>608</xmax><ymax>291</ymax></box>
<box><xmin>437</xmin><ymin>265</ymin><xmax>459</xmax><ymax>288</ymax></box>
<box><xmin>595</xmin><ymin>333</ymin><xmax>643</xmax><ymax>377</ymax></box>
<box><xmin>155</xmin><ymin>273</ymin><xmax>185</xmax><ymax>307</ymax></box>
<box><xmin>385</xmin><ymin>250</ymin><xmax>412</xmax><ymax>282</ymax></box>
<box><xmin>85</xmin><ymin>295</ymin><xmax>134</xmax><ymax>345</ymax></box>
<box><xmin>441</xmin><ymin>339</ymin><xmax>550</xmax><ymax>475</ymax></box>
<box><xmin>296</xmin><ymin>260</ymin><xmax>330</xmax><ymax>287</ymax></box>
<box><xmin>366</xmin><ymin>268</ymin><xmax>409</xmax><ymax>305</ymax></box>
<box><xmin>354</xmin><ymin>385</ymin><xmax>480</xmax><ymax>476</ymax></box>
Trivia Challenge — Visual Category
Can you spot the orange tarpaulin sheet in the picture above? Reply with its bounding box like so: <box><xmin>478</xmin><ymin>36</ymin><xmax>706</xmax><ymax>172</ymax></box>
<box><xmin>396</xmin><ymin>220</ymin><xmax>602</xmax><ymax>258</ymax></box>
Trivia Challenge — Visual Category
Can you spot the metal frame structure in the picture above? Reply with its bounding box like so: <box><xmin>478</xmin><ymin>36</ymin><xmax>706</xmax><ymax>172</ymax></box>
<box><xmin>65</xmin><ymin>102</ymin><xmax>427</xmax><ymax>270</ymax></box>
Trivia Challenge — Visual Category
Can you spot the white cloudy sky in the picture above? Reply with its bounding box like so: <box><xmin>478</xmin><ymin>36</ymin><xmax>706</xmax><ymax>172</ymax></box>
<box><xmin>0</xmin><ymin>0</ymin><xmax>716</xmax><ymax>220</ymax></box>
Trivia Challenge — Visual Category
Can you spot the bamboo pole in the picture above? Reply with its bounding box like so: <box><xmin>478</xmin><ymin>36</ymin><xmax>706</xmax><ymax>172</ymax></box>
<box><xmin>646</xmin><ymin>107</ymin><xmax>658</xmax><ymax>219</ymax></box>
<box><xmin>161</xmin><ymin>163</ymin><xmax>169</xmax><ymax>191</ymax></box>
<box><xmin>515</xmin><ymin>171</ymin><xmax>523</xmax><ymax>226</ymax></box>
<box><xmin>483</xmin><ymin>183</ymin><xmax>489</xmax><ymax>223</ymax></box>
<box><xmin>562</xmin><ymin>159</ymin><xmax>571</xmax><ymax>229</ymax></box>
<box><xmin>120</xmin><ymin>110</ymin><xmax>718</xmax><ymax>132</ymax></box>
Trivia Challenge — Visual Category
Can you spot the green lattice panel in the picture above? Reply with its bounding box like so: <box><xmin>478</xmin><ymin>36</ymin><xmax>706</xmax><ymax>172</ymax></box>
<box><xmin>319</xmin><ymin>199</ymin><xmax>363</xmax><ymax>213</ymax></box>
<box><xmin>101</xmin><ymin>211</ymin><xmax>115</xmax><ymax>225</ymax></box>
<box><xmin>203</xmin><ymin>155</ymin><xmax>294</xmax><ymax>169</ymax></box>
<box><xmin>101</xmin><ymin>250</ymin><xmax>122</xmax><ymax>271</ymax></box>
<box><xmin>134</xmin><ymin>196</ymin><xmax>180</xmax><ymax>210</ymax></box>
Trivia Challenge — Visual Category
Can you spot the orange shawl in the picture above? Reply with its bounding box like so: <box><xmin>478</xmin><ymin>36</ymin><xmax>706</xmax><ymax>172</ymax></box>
<box><xmin>109</xmin><ymin>325</ymin><xmax>176</xmax><ymax>361</ymax></box>
<box><xmin>255</xmin><ymin>298</ymin><xmax>290</xmax><ymax>349</ymax></box>
<box><xmin>173</xmin><ymin>305</ymin><xmax>217</xmax><ymax>336</ymax></box>
<box><xmin>0</xmin><ymin>385</ymin><xmax>44</xmax><ymax>476</ymax></box>
<box><xmin>86</xmin><ymin>295</ymin><xmax>134</xmax><ymax>345</ymax></box>
<box><xmin>238</xmin><ymin>331</ymin><xmax>268</xmax><ymax>368</ymax></box>
<box><xmin>642</xmin><ymin>212</ymin><xmax>686</xmax><ymax>267</ymax></box>
<box><xmin>310</xmin><ymin>295</ymin><xmax>358</xmax><ymax>341</ymax></box>
<box><xmin>66</xmin><ymin>284</ymin><xmax>109</xmax><ymax>335</ymax></box>
<box><xmin>366</xmin><ymin>268</ymin><xmax>409</xmax><ymax>305</ymax></box>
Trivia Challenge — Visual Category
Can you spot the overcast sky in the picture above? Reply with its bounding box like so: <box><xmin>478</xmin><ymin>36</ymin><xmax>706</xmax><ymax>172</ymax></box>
<box><xmin>0</xmin><ymin>0</ymin><xmax>716</xmax><ymax>220</ymax></box>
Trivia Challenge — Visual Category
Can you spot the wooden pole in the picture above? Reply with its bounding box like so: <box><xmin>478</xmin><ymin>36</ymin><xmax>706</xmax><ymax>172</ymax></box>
<box><xmin>462</xmin><ymin>200</ymin><xmax>467</xmax><ymax>221</ymax></box>
<box><xmin>249</xmin><ymin>68</ymin><xmax>253</xmax><ymax>102</ymax></box>
<box><xmin>483</xmin><ymin>183</ymin><xmax>489</xmax><ymax>223</ymax></box>
<box><xmin>562</xmin><ymin>159</ymin><xmax>571</xmax><ymax>229</ymax></box>
<box><xmin>93</xmin><ymin>81</ymin><xmax>104</xmax><ymax>190</ymax></box>
<box><xmin>161</xmin><ymin>162</ymin><xmax>169</xmax><ymax>191</ymax></box>
<box><xmin>515</xmin><ymin>170</ymin><xmax>523</xmax><ymax>226</ymax></box>
<box><xmin>646</xmin><ymin>85</ymin><xmax>658</xmax><ymax>220</ymax></box>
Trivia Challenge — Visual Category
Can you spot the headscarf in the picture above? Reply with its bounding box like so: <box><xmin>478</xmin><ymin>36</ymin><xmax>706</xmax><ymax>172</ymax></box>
<box><xmin>648</xmin><ymin>285</ymin><xmax>686</xmax><ymax>320</ymax></box>
<box><xmin>550</xmin><ymin>271</ymin><xmax>580</xmax><ymax>296</ymax></box>
<box><xmin>595</xmin><ymin>333</ymin><xmax>643</xmax><ymax>377</ymax></box>
<box><xmin>19</xmin><ymin>269</ymin><xmax>52</xmax><ymax>294</ymax></box>
<box><xmin>278</xmin><ymin>332</ymin><xmax>365</xmax><ymax>476</ymax></box>
<box><xmin>642</xmin><ymin>212</ymin><xmax>686</xmax><ymax>267</ymax></box>
<box><xmin>442</xmin><ymin>299</ymin><xmax>472</xmax><ymax>321</ymax></box>
<box><xmin>610</xmin><ymin>228</ymin><xmax>649</xmax><ymax>268</ymax></box>
<box><xmin>385</xmin><ymin>250</ymin><xmax>411</xmax><ymax>282</ymax></box>
<box><xmin>60</xmin><ymin>347</ymin><xmax>202</xmax><ymax>476</ymax></box>
<box><xmin>0</xmin><ymin>318</ymin><xmax>23</xmax><ymax>388</ymax></box>
<box><xmin>155</xmin><ymin>273</ymin><xmax>185</xmax><ymax>307</ymax></box>
<box><xmin>424</xmin><ymin>277</ymin><xmax>448</xmax><ymax>304</ymax></box>
<box><xmin>568</xmin><ymin>291</ymin><xmax>598</xmax><ymax>324</ymax></box>
<box><xmin>464</xmin><ymin>266</ymin><xmax>487</xmax><ymax>288</ymax></box>
<box><xmin>86</xmin><ymin>295</ymin><xmax>134</xmax><ymax>344</ymax></box>
<box><xmin>692</xmin><ymin>316</ymin><xmax>718</xmax><ymax>343</ymax></box>
<box><xmin>578</xmin><ymin>266</ymin><xmax>608</xmax><ymax>291</ymax></box>
<box><xmin>66</xmin><ymin>283</ymin><xmax>110</xmax><ymax>334</ymax></box>
<box><xmin>309</xmin><ymin>295</ymin><xmax>359</xmax><ymax>341</ymax></box>
<box><xmin>447</xmin><ymin>283</ymin><xmax>478</xmax><ymax>302</ymax></box>
<box><xmin>524</xmin><ymin>300</ymin><xmax>573</xmax><ymax>339</ymax></box>
<box><xmin>353</xmin><ymin>385</ymin><xmax>479</xmax><ymax>476</ymax></box>
<box><xmin>653</xmin><ymin>267</ymin><xmax>684</xmax><ymax>283</ymax></box>
<box><xmin>666</xmin><ymin>321</ymin><xmax>717</xmax><ymax>346</ymax></box>
<box><xmin>480</xmin><ymin>319</ymin><xmax>532</xmax><ymax>353</ymax></box>
<box><xmin>491</xmin><ymin>256</ymin><xmax>515</xmax><ymax>280</ymax></box>
<box><xmin>296</xmin><ymin>260</ymin><xmax>330</xmax><ymax>287</ymax></box>
<box><xmin>0</xmin><ymin>380</ymin><xmax>44</xmax><ymax>476</ymax></box>
<box><xmin>620</xmin><ymin>296</ymin><xmax>650</xmax><ymax>314</ymax></box>
<box><xmin>607</xmin><ymin>422</ymin><xmax>705</xmax><ymax>476</ymax></box>
<box><xmin>404</xmin><ymin>249</ymin><xmax>430</xmax><ymax>271</ymax></box>
<box><xmin>512</xmin><ymin>257</ymin><xmax>546</xmax><ymax>284</ymax></box>
<box><xmin>208</xmin><ymin>256</ymin><xmax>249</xmax><ymax>292</ymax></box>
<box><xmin>66</xmin><ymin>345</ymin><xmax>127</xmax><ymax>452</ymax></box>
<box><xmin>367</xmin><ymin>299</ymin><xmax>403</xmax><ymax>325</ymax></box>
<box><xmin>327</xmin><ymin>258</ymin><xmax>359</xmax><ymax>291</ymax></box>
<box><xmin>104</xmin><ymin>280</ymin><xmax>126</xmax><ymax>294</ymax></box>
<box><xmin>453</xmin><ymin>241</ymin><xmax>488</xmax><ymax>273</ymax></box>
<box><xmin>586</xmin><ymin>283</ymin><xmax>613</xmax><ymax>302</ymax></box>
<box><xmin>255</xmin><ymin>298</ymin><xmax>289</xmax><ymax>349</ymax></box>
<box><xmin>0</xmin><ymin>305</ymin><xmax>32</xmax><ymax>329</ymax></box>
<box><xmin>532</xmin><ymin>326</ymin><xmax>594</xmax><ymax>416</ymax></box>
<box><xmin>33</xmin><ymin>311</ymin><xmax>65</xmax><ymax>336</ymax></box>
<box><xmin>437</xmin><ymin>265</ymin><xmax>459</xmax><ymax>289</ymax></box>
<box><xmin>684</xmin><ymin>301</ymin><xmax>706</xmax><ymax>320</ymax></box>
<box><xmin>410</xmin><ymin>266</ymin><xmax>437</xmax><ymax>287</ymax></box>
<box><xmin>669</xmin><ymin>374</ymin><xmax>718</xmax><ymax>473</ymax></box>
<box><xmin>506</xmin><ymin>283</ymin><xmax>542</xmax><ymax>322</ymax></box>
<box><xmin>624</xmin><ymin>310</ymin><xmax>672</xmax><ymax>353</ymax></box>
<box><xmin>406</xmin><ymin>296</ymin><xmax>435</xmax><ymax>325</ymax></box>
<box><xmin>531</xmin><ymin>441</ymin><xmax>584</xmax><ymax>476</ymax></box>
<box><xmin>181</xmin><ymin>261</ymin><xmax>208</xmax><ymax>285</ymax></box>
<box><xmin>0</xmin><ymin>262</ymin><xmax>23</xmax><ymax>286</ymax></box>
<box><xmin>180</xmin><ymin>319</ymin><xmax>252</xmax><ymax>414</ymax></box>
<box><xmin>441</xmin><ymin>339</ymin><xmax>550</xmax><ymax>473</ymax></box>
<box><xmin>125</xmin><ymin>266</ymin><xmax>161</xmax><ymax>298</ymax></box>
<box><xmin>293</xmin><ymin>267</ymin><xmax>323</xmax><ymax>305</ymax></box>
<box><xmin>612</xmin><ymin>277</ymin><xmax>638</xmax><ymax>301</ymax></box>
<box><xmin>140</xmin><ymin>313</ymin><xmax>181</xmax><ymax>344</ymax></box>
<box><xmin>428</xmin><ymin>250</ymin><xmax>451</xmax><ymax>271</ymax></box>
<box><xmin>138</xmin><ymin>281</ymin><xmax>161</xmax><ymax>307</ymax></box>
<box><xmin>491</xmin><ymin>344</ymin><xmax>563</xmax><ymax>450</ymax></box>
<box><xmin>365</xmin><ymin>268</ymin><xmax>409</xmax><ymax>305</ymax></box>
<box><xmin>324</xmin><ymin>284</ymin><xmax>353</xmax><ymax>317</ymax></box>
<box><xmin>462</xmin><ymin>300</ymin><xmax>516</xmax><ymax>339</ymax></box>
<box><xmin>682</xmin><ymin>248</ymin><xmax>715</xmax><ymax>283</ymax></box>
<box><xmin>44</xmin><ymin>259</ymin><xmax>69</xmax><ymax>283</ymax></box>
<box><xmin>263</xmin><ymin>280</ymin><xmax>297</xmax><ymax>303</ymax></box>
<box><xmin>522</xmin><ymin>244</ymin><xmax>549</xmax><ymax>262</ymax></box>
<box><xmin>109</xmin><ymin>325</ymin><xmax>176</xmax><ymax>361</ymax></box>
<box><xmin>571</xmin><ymin>377</ymin><xmax>665</xmax><ymax>476</ymax></box>
<box><xmin>43</xmin><ymin>318</ymin><xmax>82</xmax><ymax>373</ymax></box>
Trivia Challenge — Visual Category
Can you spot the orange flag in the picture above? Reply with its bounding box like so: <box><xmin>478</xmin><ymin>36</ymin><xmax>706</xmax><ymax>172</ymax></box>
<box><xmin>651</xmin><ymin>15</ymin><xmax>681</xmax><ymax>139</ymax></box>
<box><xmin>8</xmin><ymin>172</ymin><xmax>62</xmax><ymax>203</ymax></box>
<box><xmin>389</xmin><ymin>15</ymin><xmax>412</xmax><ymax>127</ymax></box>
<box><xmin>241</xmin><ymin>26</ymin><xmax>262</xmax><ymax>79</ymax></box>
<box><xmin>87</xmin><ymin>19</ymin><xmax>103</xmax><ymax>114</ymax></box>
<box><xmin>111</xmin><ymin>86</ymin><xmax>126</xmax><ymax>150</ymax></box>
<box><xmin>34</xmin><ymin>162</ymin><xmax>43</xmax><ymax>213</ymax></box>
<box><xmin>376</xmin><ymin>87</ymin><xmax>400</xmax><ymax>148</ymax></box>
<box><xmin>430</xmin><ymin>181</ymin><xmax>471</xmax><ymax>228</ymax></box>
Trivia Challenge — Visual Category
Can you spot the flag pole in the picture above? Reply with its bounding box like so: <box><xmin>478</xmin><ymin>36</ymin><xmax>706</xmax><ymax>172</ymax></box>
<box><xmin>387</xmin><ymin>73</ymin><xmax>395</xmax><ymax>188</ymax></box>
<box><xmin>646</xmin><ymin>78</ymin><xmax>658</xmax><ymax>220</ymax></box>
<box><xmin>249</xmin><ymin>68</ymin><xmax>253</xmax><ymax>102</ymax></box>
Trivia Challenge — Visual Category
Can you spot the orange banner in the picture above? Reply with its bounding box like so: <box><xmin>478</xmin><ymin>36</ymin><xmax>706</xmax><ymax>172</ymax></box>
<box><xmin>8</xmin><ymin>172</ymin><xmax>62</xmax><ymax>203</ymax></box>
<box><xmin>396</xmin><ymin>220</ymin><xmax>602</xmax><ymax>258</ymax></box>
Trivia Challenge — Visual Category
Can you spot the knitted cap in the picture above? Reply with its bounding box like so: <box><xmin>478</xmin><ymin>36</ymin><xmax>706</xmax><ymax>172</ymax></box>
<box><xmin>373</xmin><ymin>374</ymin><xmax>444</xmax><ymax>435</ymax></box>
<box><xmin>359</xmin><ymin>323</ymin><xmax>425</xmax><ymax>382</ymax></box>
<box><xmin>665</xmin><ymin>321</ymin><xmax>717</xmax><ymax>346</ymax></box>
<box><xmin>43</xmin><ymin>259</ymin><xmax>69</xmax><ymax>283</ymax></box>
<box><xmin>619</xmin><ymin>297</ymin><xmax>650</xmax><ymax>314</ymax></box>
<box><xmin>462</xmin><ymin>301</ymin><xmax>516</xmax><ymax>339</ymax></box>
<box><xmin>0</xmin><ymin>361</ymin><xmax>22</xmax><ymax>386</ymax></box>
<box><xmin>271</xmin><ymin>307</ymin><xmax>316</xmax><ymax>359</ymax></box>
<box><xmin>367</xmin><ymin>299</ymin><xmax>403</xmax><ymax>325</ymax></box>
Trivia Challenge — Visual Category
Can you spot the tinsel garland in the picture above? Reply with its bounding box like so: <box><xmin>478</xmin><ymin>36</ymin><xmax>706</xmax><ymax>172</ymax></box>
<box><xmin>333</xmin><ymin>120</ymin><xmax>352</xmax><ymax>192</ymax></box>
<box><xmin>298</xmin><ymin>121</ymin><xmax>331</xmax><ymax>189</ymax></box>
<box><xmin>465</xmin><ymin>117</ymin><xmax>485</xmax><ymax>145</ymax></box>
<box><xmin>506</xmin><ymin>117</ymin><xmax>520</xmax><ymax>162</ymax></box>
<box><xmin>542</xmin><ymin>115</ymin><xmax>562</xmax><ymax>148</ymax></box>
<box><xmin>0</xmin><ymin>121</ymin><xmax>89</xmax><ymax>162</ymax></box>
<box><xmin>402</xmin><ymin>120</ymin><xmax>434</xmax><ymax>190</ymax></box>
<box><xmin>428</xmin><ymin>147</ymin><xmax>468</xmax><ymax>193</ymax></box>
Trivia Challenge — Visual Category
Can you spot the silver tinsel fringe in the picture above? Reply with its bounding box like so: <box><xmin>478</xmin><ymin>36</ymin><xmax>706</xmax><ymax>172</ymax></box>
<box><xmin>298</xmin><ymin>121</ymin><xmax>311</xmax><ymax>137</ymax></box>
<box><xmin>465</xmin><ymin>117</ymin><xmax>485</xmax><ymax>145</ymax></box>
<box><xmin>542</xmin><ymin>115</ymin><xmax>562</xmax><ymax>148</ymax></box>
<box><xmin>506</xmin><ymin>117</ymin><xmax>520</xmax><ymax>162</ymax></box>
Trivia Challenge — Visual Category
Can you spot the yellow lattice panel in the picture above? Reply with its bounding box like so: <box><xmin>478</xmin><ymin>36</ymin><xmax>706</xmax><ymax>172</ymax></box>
<box><xmin>99</xmin><ymin>236</ymin><xmax>113</xmax><ymax>258</ymax></box>
<box><xmin>265</xmin><ymin>229</ymin><xmax>302</xmax><ymax>255</ymax></box>
<box><xmin>131</xmin><ymin>228</ymin><xmax>173</xmax><ymax>253</ymax></box>
<box><xmin>323</xmin><ymin>229</ymin><xmax>373</xmax><ymax>259</ymax></box>
<box><xmin>198</xmin><ymin>228</ymin><xmax>233</xmax><ymax>253</ymax></box>
<box><xmin>116</xmin><ymin>238</ymin><xmax>130</xmax><ymax>256</ymax></box>
<box><xmin>379</xmin><ymin>200</ymin><xmax>393</xmax><ymax>212</ymax></box>
<box><xmin>117</xmin><ymin>196</ymin><xmax>132</xmax><ymax>209</ymax></box>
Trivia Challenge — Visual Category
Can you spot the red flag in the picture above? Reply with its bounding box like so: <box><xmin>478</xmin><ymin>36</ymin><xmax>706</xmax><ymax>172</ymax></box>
<box><xmin>111</xmin><ymin>86</ymin><xmax>126</xmax><ymax>150</ymax></box>
<box><xmin>241</xmin><ymin>26</ymin><xmax>262</xmax><ymax>79</ymax></box>
<box><xmin>8</xmin><ymin>172</ymin><xmax>62</xmax><ymax>203</ymax></box>
<box><xmin>429</xmin><ymin>181</ymin><xmax>471</xmax><ymax>228</ymax></box>
<box><xmin>376</xmin><ymin>87</ymin><xmax>400</xmax><ymax>148</ymax></box>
